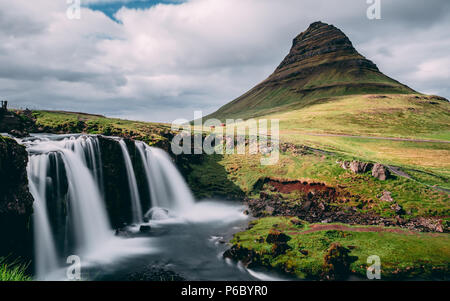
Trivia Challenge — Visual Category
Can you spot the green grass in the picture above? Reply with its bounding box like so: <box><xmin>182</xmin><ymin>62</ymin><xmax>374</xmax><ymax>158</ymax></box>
<box><xmin>0</xmin><ymin>258</ymin><xmax>31</xmax><ymax>281</ymax></box>
<box><xmin>32</xmin><ymin>110</ymin><xmax>171</xmax><ymax>145</ymax></box>
<box><xmin>280</xmin><ymin>135</ymin><xmax>450</xmax><ymax>188</ymax></box>
<box><xmin>258</xmin><ymin>94</ymin><xmax>450</xmax><ymax>140</ymax></box>
<box><xmin>230</xmin><ymin>217</ymin><xmax>450</xmax><ymax>280</ymax></box>
<box><xmin>187</xmin><ymin>150</ymin><xmax>449</xmax><ymax>218</ymax></box>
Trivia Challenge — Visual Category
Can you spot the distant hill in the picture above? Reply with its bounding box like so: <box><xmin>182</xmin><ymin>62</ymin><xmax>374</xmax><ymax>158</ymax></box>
<box><xmin>206</xmin><ymin>21</ymin><xmax>416</xmax><ymax>120</ymax></box>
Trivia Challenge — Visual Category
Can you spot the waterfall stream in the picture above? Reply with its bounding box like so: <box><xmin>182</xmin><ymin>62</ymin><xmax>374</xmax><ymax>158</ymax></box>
<box><xmin>136</xmin><ymin>141</ymin><xmax>195</xmax><ymax>214</ymax></box>
<box><xmin>118</xmin><ymin>140</ymin><xmax>143</xmax><ymax>224</ymax></box>
<box><xmin>25</xmin><ymin>135</ymin><xmax>112</xmax><ymax>279</ymax></box>
<box><xmin>19</xmin><ymin>134</ymin><xmax>260</xmax><ymax>281</ymax></box>
<box><xmin>22</xmin><ymin>134</ymin><xmax>198</xmax><ymax>279</ymax></box>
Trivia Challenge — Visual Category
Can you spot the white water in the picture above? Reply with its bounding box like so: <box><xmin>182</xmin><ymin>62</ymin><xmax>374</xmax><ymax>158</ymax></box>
<box><xmin>136</xmin><ymin>142</ymin><xmax>195</xmax><ymax>214</ymax></box>
<box><xmin>59</xmin><ymin>148</ymin><xmax>111</xmax><ymax>253</ymax></box>
<box><xmin>24</xmin><ymin>135</ymin><xmax>113</xmax><ymax>278</ymax></box>
<box><xmin>118</xmin><ymin>140</ymin><xmax>143</xmax><ymax>223</ymax></box>
<box><xmin>21</xmin><ymin>134</ymin><xmax>268</xmax><ymax>281</ymax></box>
<box><xmin>27</xmin><ymin>156</ymin><xmax>59</xmax><ymax>279</ymax></box>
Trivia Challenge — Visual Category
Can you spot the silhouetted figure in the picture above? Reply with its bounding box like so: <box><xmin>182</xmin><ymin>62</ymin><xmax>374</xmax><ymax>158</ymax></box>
<box><xmin>0</xmin><ymin>100</ymin><xmax>7</xmax><ymax>111</ymax></box>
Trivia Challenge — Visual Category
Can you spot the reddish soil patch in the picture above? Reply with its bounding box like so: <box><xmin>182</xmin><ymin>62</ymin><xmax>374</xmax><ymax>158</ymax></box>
<box><xmin>266</xmin><ymin>178</ymin><xmax>337</xmax><ymax>197</ymax></box>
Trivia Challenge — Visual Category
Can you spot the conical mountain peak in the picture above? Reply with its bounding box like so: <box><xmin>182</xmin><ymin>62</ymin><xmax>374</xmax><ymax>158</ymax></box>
<box><xmin>207</xmin><ymin>22</ymin><xmax>415</xmax><ymax>120</ymax></box>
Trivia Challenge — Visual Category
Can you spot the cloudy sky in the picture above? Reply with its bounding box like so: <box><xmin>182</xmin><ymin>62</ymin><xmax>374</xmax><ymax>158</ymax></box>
<box><xmin>0</xmin><ymin>0</ymin><xmax>449</xmax><ymax>122</ymax></box>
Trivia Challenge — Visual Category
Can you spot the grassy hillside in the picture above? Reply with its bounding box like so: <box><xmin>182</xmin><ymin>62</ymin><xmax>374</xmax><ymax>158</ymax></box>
<box><xmin>187</xmin><ymin>149</ymin><xmax>449</xmax><ymax>218</ymax></box>
<box><xmin>32</xmin><ymin>110</ymin><xmax>172</xmax><ymax>145</ymax></box>
<box><xmin>270</xmin><ymin>94</ymin><xmax>450</xmax><ymax>140</ymax></box>
<box><xmin>207</xmin><ymin>82</ymin><xmax>415</xmax><ymax>122</ymax></box>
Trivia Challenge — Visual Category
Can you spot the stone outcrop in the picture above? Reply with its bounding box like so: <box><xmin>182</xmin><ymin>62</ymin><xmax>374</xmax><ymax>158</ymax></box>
<box><xmin>338</xmin><ymin>160</ymin><xmax>373</xmax><ymax>174</ymax></box>
<box><xmin>0</xmin><ymin>110</ymin><xmax>36</xmax><ymax>137</ymax></box>
<box><xmin>337</xmin><ymin>160</ymin><xmax>391</xmax><ymax>180</ymax></box>
<box><xmin>372</xmin><ymin>163</ymin><xmax>390</xmax><ymax>180</ymax></box>
<box><xmin>380</xmin><ymin>191</ymin><xmax>394</xmax><ymax>202</ymax></box>
<box><xmin>0</xmin><ymin>136</ymin><xmax>34</xmax><ymax>259</ymax></box>
<box><xmin>97</xmin><ymin>136</ymin><xmax>150</xmax><ymax>228</ymax></box>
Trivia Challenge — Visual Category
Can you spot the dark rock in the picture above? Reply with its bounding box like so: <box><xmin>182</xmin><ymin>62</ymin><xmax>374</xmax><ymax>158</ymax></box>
<box><xmin>223</xmin><ymin>245</ymin><xmax>261</xmax><ymax>268</ymax></box>
<box><xmin>115</xmin><ymin>228</ymin><xmax>132</xmax><ymax>237</ymax></box>
<box><xmin>266</xmin><ymin>229</ymin><xmax>291</xmax><ymax>244</ymax></box>
<box><xmin>98</xmin><ymin>136</ymin><xmax>150</xmax><ymax>228</ymax></box>
<box><xmin>126</xmin><ymin>265</ymin><xmax>185</xmax><ymax>281</ymax></box>
<box><xmin>302</xmin><ymin>200</ymin><xmax>312</xmax><ymax>211</ymax></box>
<box><xmin>372</xmin><ymin>163</ymin><xmax>390</xmax><ymax>180</ymax></box>
<box><xmin>9</xmin><ymin>129</ymin><xmax>28</xmax><ymax>138</ymax></box>
<box><xmin>299</xmin><ymin>249</ymin><xmax>309</xmax><ymax>256</ymax></box>
<box><xmin>271</xmin><ymin>242</ymin><xmax>291</xmax><ymax>257</ymax></box>
<box><xmin>322</xmin><ymin>243</ymin><xmax>352</xmax><ymax>280</ymax></box>
<box><xmin>139</xmin><ymin>225</ymin><xmax>151</xmax><ymax>233</ymax></box>
<box><xmin>0</xmin><ymin>136</ymin><xmax>34</xmax><ymax>259</ymax></box>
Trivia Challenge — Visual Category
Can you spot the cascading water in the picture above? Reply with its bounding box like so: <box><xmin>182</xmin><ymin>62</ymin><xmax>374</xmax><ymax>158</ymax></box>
<box><xmin>24</xmin><ymin>135</ymin><xmax>112</xmax><ymax>278</ymax></box>
<box><xmin>118</xmin><ymin>140</ymin><xmax>143</xmax><ymax>223</ymax></box>
<box><xmin>136</xmin><ymin>142</ymin><xmax>195</xmax><ymax>214</ymax></box>
<box><xmin>27</xmin><ymin>156</ymin><xmax>59</xmax><ymax>279</ymax></box>
<box><xmin>16</xmin><ymin>133</ymin><xmax>257</xmax><ymax>281</ymax></box>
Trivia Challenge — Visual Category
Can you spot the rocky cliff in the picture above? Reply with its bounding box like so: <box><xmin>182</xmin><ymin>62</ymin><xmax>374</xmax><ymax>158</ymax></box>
<box><xmin>98</xmin><ymin>136</ymin><xmax>150</xmax><ymax>228</ymax></box>
<box><xmin>0</xmin><ymin>136</ymin><xmax>34</xmax><ymax>259</ymax></box>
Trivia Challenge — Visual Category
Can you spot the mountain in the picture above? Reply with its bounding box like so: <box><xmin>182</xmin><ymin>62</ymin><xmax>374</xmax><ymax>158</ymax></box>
<box><xmin>207</xmin><ymin>21</ymin><xmax>416</xmax><ymax>121</ymax></box>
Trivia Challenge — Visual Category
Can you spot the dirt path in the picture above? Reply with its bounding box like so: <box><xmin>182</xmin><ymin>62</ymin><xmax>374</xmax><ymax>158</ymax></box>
<box><xmin>301</xmin><ymin>132</ymin><xmax>450</xmax><ymax>144</ymax></box>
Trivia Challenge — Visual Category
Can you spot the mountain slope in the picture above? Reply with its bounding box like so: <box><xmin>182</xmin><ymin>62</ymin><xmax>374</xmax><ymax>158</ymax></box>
<box><xmin>207</xmin><ymin>21</ymin><xmax>416</xmax><ymax>120</ymax></box>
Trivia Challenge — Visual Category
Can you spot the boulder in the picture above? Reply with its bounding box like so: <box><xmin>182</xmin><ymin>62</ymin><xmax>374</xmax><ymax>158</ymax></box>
<box><xmin>372</xmin><ymin>163</ymin><xmax>390</xmax><ymax>180</ymax></box>
<box><xmin>338</xmin><ymin>161</ymin><xmax>350</xmax><ymax>170</ymax></box>
<box><xmin>139</xmin><ymin>225</ymin><xmax>151</xmax><ymax>233</ymax></box>
<box><xmin>349</xmin><ymin>161</ymin><xmax>372</xmax><ymax>174</ymax></box>
<box><xmin>266</xmin><ymin>229</ymin><xmax>291</xmax><ymax>244</ymax></box>
<box><xmin>271</xmin><ymin>242</ymin><xmax>291</xmax><ymax>256</ymax></box>
<box><xmin>9</xmin><ymin>129</ymin><xmax>28</xmax><ymax>138</ymax></box>
<box><xmin>380</xmin><ymin>191</ymin><xmax>394</xmax><ymax>202</ymax></box>
<box><xmin>322</xmin><ymin>243</ymin><xmax>352</xmax><ymax>280</ymax></box>
<box><xmin>390</xmin><ymin>203</ymin><xmax>403</xmax><ymax>214</ymax></box>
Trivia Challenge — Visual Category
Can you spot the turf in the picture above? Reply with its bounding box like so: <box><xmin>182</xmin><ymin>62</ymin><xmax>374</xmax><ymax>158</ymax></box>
<box><xmin>230</xmin><ymin>217</ymin><xmax>450</xmax><ymax>280</ymax></box>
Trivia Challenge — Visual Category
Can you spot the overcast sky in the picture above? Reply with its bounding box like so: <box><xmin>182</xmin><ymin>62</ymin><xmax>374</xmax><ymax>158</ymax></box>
<box><xmin>0</xmin><ymin>0</ymin><xmax>449</xmax><ymax>122</ymax></box>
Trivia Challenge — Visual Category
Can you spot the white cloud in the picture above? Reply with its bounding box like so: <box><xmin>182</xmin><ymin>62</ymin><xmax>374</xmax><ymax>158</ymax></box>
<box><xmin>0</xmin><ymin>0</ymin><xmax>449</xmax><ymax>122</ymax></box>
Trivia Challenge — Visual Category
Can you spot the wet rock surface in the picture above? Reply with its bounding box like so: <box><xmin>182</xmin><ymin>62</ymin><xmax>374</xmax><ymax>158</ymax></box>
<box><xmin>0</xmin><ymin>136</ymin><xmax>34</xmax><ymax>258</ymax></box>
<box><xmin>122</xmin><ymin>265</ymin><xmax>185</xmax><ymax>281</ymax></box>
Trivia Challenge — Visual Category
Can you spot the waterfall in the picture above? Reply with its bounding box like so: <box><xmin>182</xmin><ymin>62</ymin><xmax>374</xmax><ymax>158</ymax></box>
<box><xmin>22</xmin><ymin>134</ymin><xmax>195</xmax><ymax>279</ymax></box>
<box><xmin>27</xmin><ymin>155</ymin><xmax>59</xmax><ymax>279</ymax></box>
<box><xmin>136</xmin><ymin>141</ymin><xmax>195</xmax><ymax>213</ymax></box>
<box><xmin>25</xmin><ymin>135</ymin><xmax>112</xmax><ymax>278</ymax></box>
<box><xmin>118</xmin><ymin>140</ymin><xmax>143</xmax><ymax>224</ymax></box>
<box><xmin>59</xmin><ymin>148</ymin><xmax>111</xmax><ymax>252</ymax></box>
